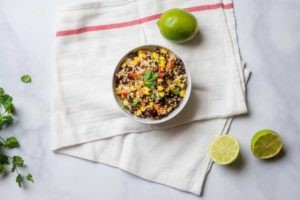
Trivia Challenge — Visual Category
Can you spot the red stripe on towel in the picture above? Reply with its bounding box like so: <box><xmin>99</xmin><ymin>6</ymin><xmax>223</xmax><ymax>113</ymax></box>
<box><xmin>56</xmin><ymin>2</ymin><xmax>233</xmax><ymax>37</ymax></box>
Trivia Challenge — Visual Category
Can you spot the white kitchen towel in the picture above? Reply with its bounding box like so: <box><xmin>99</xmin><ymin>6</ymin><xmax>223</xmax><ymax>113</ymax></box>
<box><xmin>53</xmin><ymin>0</ymin><xmax>249</xmax><ymax>195</ymax></box>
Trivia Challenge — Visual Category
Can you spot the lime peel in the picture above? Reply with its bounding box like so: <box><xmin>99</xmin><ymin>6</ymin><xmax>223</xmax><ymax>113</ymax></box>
<box><xmin>157</xmin><ymin>8</ymin><xmax>198</xmax><ymax>43</ymax></box>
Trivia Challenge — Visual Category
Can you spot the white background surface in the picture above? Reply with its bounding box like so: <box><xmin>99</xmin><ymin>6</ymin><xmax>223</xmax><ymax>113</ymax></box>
<box><xmin>0</xmin><ymin>0</ymin><xmax>299</xmax><ymax>199</ymax></box>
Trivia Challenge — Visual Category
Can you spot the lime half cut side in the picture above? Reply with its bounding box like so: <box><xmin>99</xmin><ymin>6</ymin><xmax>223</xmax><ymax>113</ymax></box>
<box><xmin>251</xmin><ymin>129</ymin><xmax>283</xmax><ymax>159</ymax></box>
<box><xmin>209</xmin><ymin>135</ymin><xmax>240</xmax><ymax>165</ymax></box>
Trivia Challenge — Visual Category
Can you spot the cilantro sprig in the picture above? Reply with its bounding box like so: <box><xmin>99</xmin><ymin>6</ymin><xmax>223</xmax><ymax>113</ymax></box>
<box><xmin>143</xmin><ymin>70</ymin><xmax>158</xmax><ymax>89</ymax></box>
<box><xmin>20</xmin><ymin>74</ymin><xmax>31</xmax><ymax>84</ymax></box>
<box><xmin>0</xmin><ymin>87</ymin><xmax>33</xmax><ymax>188</ymax></box>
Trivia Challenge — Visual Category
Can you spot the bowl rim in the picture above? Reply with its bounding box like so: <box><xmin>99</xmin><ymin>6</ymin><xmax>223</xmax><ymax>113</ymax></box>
<box><xmin>112</xmin><ymin>44</ymin><xmax>192</xmax><ymax>124</ymax></box>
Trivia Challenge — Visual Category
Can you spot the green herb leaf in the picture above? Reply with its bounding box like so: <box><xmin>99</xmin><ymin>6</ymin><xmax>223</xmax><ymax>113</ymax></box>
<box><xmin>0</xmin><ymin>164</ymin><xmax>6</xmax><ymax>174</ymax></box>
<box><xmin>4</xmin><ymin>137</ymin><xmax>20</xmax><ymax>149</ymax></box>
<box><xmin>26</xmin><ymin>173</ymin><xmax>34</xmax><ymax>183</ymax></box>
<box><xmin>21</xmin><ymin>74</ymin><xmax>31</xmax><ymax>84</ymax></box>
<box><xmin>16</xmin><ymin>174</ymin><xmax>23</xmax><ymax>188</ymax></box>
<box><xmin>0</xmin><ymin>87</ymin><xmax>15</xmax><ymax>129</ymax></box>
<box><xmin>143</xmin><ymin>70</ymin><xmax>158</xmax><ymax>89</ymax></box>
<box><xmin>132</xmin><ymin>99</ymin><xmax>140</xmax><ymax>107</ymax></box>
<box><xmin>0</xmin><ymin>87</ymin><xmax>4</xmax><ymax>96</ymax></box>
<box><xmin>0</xmin><ymin>154</ymin><xmax>9</xmax><ymax>164</ymax></box>
<box><xmin>172</xmin><ymin>87</ymin><xmax>180</xmax><ymax>95</ymax></box>
<box><xmin>12</xmin><ymin>156</ymin><xmax>24</xmax><ymax>172</ymax></box>
<box><xmin>0</xmin><ymin>87</ymin><xmax>33</xmax><ymax>188</ymax></box>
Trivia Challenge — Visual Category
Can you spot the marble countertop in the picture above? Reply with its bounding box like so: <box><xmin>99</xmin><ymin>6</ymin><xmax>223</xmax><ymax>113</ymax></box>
<box><xmin>0</xmin><ymin>0</ymin><xmax>299</xmax><ymax>199</ymax></box>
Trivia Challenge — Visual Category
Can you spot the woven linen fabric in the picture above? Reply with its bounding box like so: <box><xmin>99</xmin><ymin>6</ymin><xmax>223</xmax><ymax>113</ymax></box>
<box><xmin>52</xmin><ymin>0</ymin><xmax>249</xmax><ymax>195</ymax></box>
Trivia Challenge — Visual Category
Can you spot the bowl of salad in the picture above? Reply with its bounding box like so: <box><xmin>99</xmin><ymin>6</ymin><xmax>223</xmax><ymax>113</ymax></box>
<box><xmin>113</xmin><ymin>45</ymin><xmax>192</xmax><ymax>124</ymax></box>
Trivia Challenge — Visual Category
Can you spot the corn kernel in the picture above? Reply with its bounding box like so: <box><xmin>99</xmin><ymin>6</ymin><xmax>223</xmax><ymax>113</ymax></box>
<box><xmin>157</xmin><ymin>85</ymin><xmax>164</xmax><ymax>92</ymax></box>
<box><xmin>169</xmin><ymin>84</ymin><xmax>175</xmax><ymax>90</ymax></box>
<box><xmin>174</xmin><ymin>78</ymin><xmax>181</xmax><ymax>84</ymax></box>
<box><xmin>136</xmin><ymin>85</ymin><xmax>141</xmax><ymax>90</ymax></box>
<box><xmin>142</xmin><ymin>87</ymin><xmax>150</xmax><ymax>95</ymax></box>
<box><xmin>159</xmin><ymin>61</ymin><xmax>165</xmax><ymax>68</ymax></box>
<box><xmin>160</xmin><ymin>48</ymin><xmax>167</xmax><ymax>54</ymax></box>
<box><xmin>140</xmin><ymin>106</ymin><xmax>146</xmax><ymax>112</ymax></box>
<box><xmin>167</xmin><ymin>107</ymin><xmax>173</xmax><ymax>112</ymax></box>
<box><xmin>131</xmin><ymin>56</ymin><xmax>140</xmax><ymax>66</ymax></box>
<box><xmin>122</xmin><ymin>99</ymin><xmax>129</xmax><ymax>107</ymax></box>
<box><xmin>130</xmin><ymin>86</ymin><xmax>136</xmax><ymax>92</ymax></box>
<box><xmin>121</xmin><ymin>62</ymin><xmax>127</xmax><ymax>68</ymax></box>
<box><xmin>135</xmin><ymin>109</ymin><xmax>142</xmax><ymax>116</ymax></box>
<box><xmin>135</xmin><ymin>91</ymin><xmax>140</xmax><ymax>98</ymax></box>
<box><xmin>151</xmin><ymin>52</ymin><xmax>159</xmax><ymax>61</ymax></box>
<box><xmin>165</xmin><ymin>87</ymin><xmax>170</xmax><ymax>92</ymax></box>
<box><xmin>138</xmin><ymin>50</ymin><xmax>146</xmax><ymax>59</ymax></box>
<box><xmin>115</xmin><ymin>88</ymin><xmax>121</xmax><ymax>95</ymax></box>
<box><xmin>178</xmin><ymin>83</ymin><xmax>185</xmax><ymax>89</ymax></box>
<box><xmin>159</xmin><ymin>56</ymin><xmax>165</xmax><ymax>62</ymax></box>
<box><xmin>159</xmin><ymin>91</ymin><xmax>165</xmax><ymax>97</ymax></box>
<box><xmin>179</xmin><ymin>90</ymin><xmax>186</xmax><ymax>97</ymax></box>
<box><xmin>149</xmin><ymin>102</ymin><xmax>154</xmax><ymax>107</ymax></box>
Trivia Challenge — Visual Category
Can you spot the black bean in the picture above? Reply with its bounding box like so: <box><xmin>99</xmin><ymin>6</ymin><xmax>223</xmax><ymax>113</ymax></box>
<box><xmin>145</xmin><ymin>108</ymin><xmax>157</xmax><ymax>118</ymax></box>
<box><xmin>178</xmin><ymin>68</ymin><xmax>186</xmax><ymax>75</ymax></box>
<box><xmin>155</xmin><ymin>48</ymin><xmax>160</xmax><ymax>54</ymax></box>
<box><xmin>128</xmin><ymin>96</ymin><xmax>133</xmax><ymax>103</ymax></box>
<box><xmin>130</xmin><ymin>107</ymin><xmax>138</xmax><ymax>114</ymax></box>
<box><xmin>165</xmin><ymin>71</ymin><xmax>174</xmax><ymax>79</ymax></box>
<box><xmin>175</xmin><ymin>58</ymin><xmax>182</xmax><ymax>65</ymax></box>
<box><xmin>128</xmin><ymin>52</ymin><xmax>138</xmax><ymax>58</ymax></box>
<box><xmin>115</xmin><ymin>75</ymin><xmax>121</xmax><ymax>84</ymax></box>
<box><xmin>121</xmin><ymin>78</ymin><xmax>128</xmax><ymax>84</ymax></box>
<box><xmin>124</xmin><ymin>67</ymin><xmax>132</xmax><ymax>72</ymax></box>
<box><xmin>167</xmin><ymin>93</ymin><xmax>174</xmax><ymax>98</ymax></box>
<box><xmin>158</xmin><ymin>97</ymin><xmax>166</xmax><ymax>105</ymax></box>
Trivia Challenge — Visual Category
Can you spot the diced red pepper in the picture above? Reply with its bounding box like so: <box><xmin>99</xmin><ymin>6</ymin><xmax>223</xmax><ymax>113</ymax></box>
<box><xmin>153</xmin><ymin>104</ymin><xmax>160</xmax><ymax>111</ymax></box>
<box><xmin>128</xmin><ymin>72</ymin><xmax>139</xmax><ymax>78</ymax></box>
<box><xmin>122</xmin><ymin>92</ymin><xmax>128</xmax><ymax>98</ymax></box>
<box><xmin>158</xmin><ymin>68</ymin><xmax>164</xmax><ymax>78</ymax></box>
<box><xmin>166</xmin><ymin>61</ymin><xmax>174</xmax><ymax>70</ymax></box>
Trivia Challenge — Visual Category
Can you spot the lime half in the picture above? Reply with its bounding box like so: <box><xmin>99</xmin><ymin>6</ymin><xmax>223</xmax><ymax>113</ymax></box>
<box><xmin>209</xmin><ymin>135</ymin><xmax>240</xmax><ymax>165</ymax></box>
<box><xmin>251</xmin><ymin>129</ymin><xmax>283</xmax><ymax>159</ymax></box>
<box><xmin>157</xmin><ymin>8</ymin><xmax>198</xmax><ymax>43</ymax></box>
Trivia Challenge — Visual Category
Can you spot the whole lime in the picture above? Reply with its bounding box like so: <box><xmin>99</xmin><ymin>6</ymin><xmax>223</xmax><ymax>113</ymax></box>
<box><xmin>157</xmin><ymin>8</ymin><xmax>198</xmax><ymax>43</ymax></box>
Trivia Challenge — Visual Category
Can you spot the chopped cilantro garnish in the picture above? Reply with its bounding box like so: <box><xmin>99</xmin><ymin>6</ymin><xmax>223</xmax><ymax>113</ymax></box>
<box><xmin>20</xmin><ymin>74</ymin><xmax>31</xmax><ymax>83</ymax></box>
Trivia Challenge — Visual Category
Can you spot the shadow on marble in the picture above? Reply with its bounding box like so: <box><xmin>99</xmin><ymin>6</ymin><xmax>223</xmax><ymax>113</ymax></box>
<box><xmin>262</xmin><ymin>147</ymin><xmax>286</xmax><ymax>163</ymax></box>
<box><xmin>226</xmin><ymin>149</ymin><xmax>245</xmax><ymax>172</ymax></box>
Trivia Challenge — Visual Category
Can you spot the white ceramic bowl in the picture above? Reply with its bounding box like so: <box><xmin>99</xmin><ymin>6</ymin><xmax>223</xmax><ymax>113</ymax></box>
<box><xmin>112</xmin><ymin>45</ymin><xmax>192</xmax><ymax>124</ymax></box>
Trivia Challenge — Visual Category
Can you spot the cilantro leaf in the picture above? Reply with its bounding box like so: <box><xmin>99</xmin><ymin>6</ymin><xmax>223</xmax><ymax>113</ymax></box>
<box><xmin>0</xmin><ymin>94</ymin><xmax>14</xmax><ymax>113</ymax></box>
<box><xmin>132</xmin><ymin>99</ymin><xmax>140</xmax><ymax>107</ymax></box>
<box><xmin>20</xmin><ymin>74</ymin><xmax>31</xmax><ymax>84</ymax></box>
<box><xmin>143</xmin><ymin>70</ymin><xmax>158</xmax><ymax>89</ymax></box>
<box><xmin>0</xmin><ymin>114</ymin><xmax>13</xmax><ymax>129</ymax></box>
<box><xmin>172</xmin><ymin>87</ymin><xmax>180</xmax><ymax>95</ymax></box>
<box><xmin>0</xmin><ymin>87</ymin><xmax>15</xmax><ymax>129</ymax></box>
<box><xmin>0</xmin><ymin>154</ymin><xmax>9</xmax><ymax>164</ymax></box>
<box><xmin>0</xmin><ymin>87</ymin><xmax>4</xmax><ymax>96</ymax></box>
<box><xmin>4</xmin><ymin>137</ymin><xmax>20</xmax><ymax>149</ymax></box>
<box><xmin>0</xmin><ymin>164</ymin><xmax>6</xmax><ymax>174</ymax></box>
<box><xmin>16</xmin><ymin>174</ymin><xmax>23</xmax><ymax>188</ymax></box>
<box><xmin>12</xmin><ymin>156</ymin><xmax>24</xmax><ymax>172</ymax></box>
<box><xmin>0</xmin><ymin>87</ymin><xmax>33</xmax><ymax>188</ymax></box>
<box><xmin>26</xmin><ymin>173</ymin><xmax>34</xmax><ymax>183</ymax></box>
